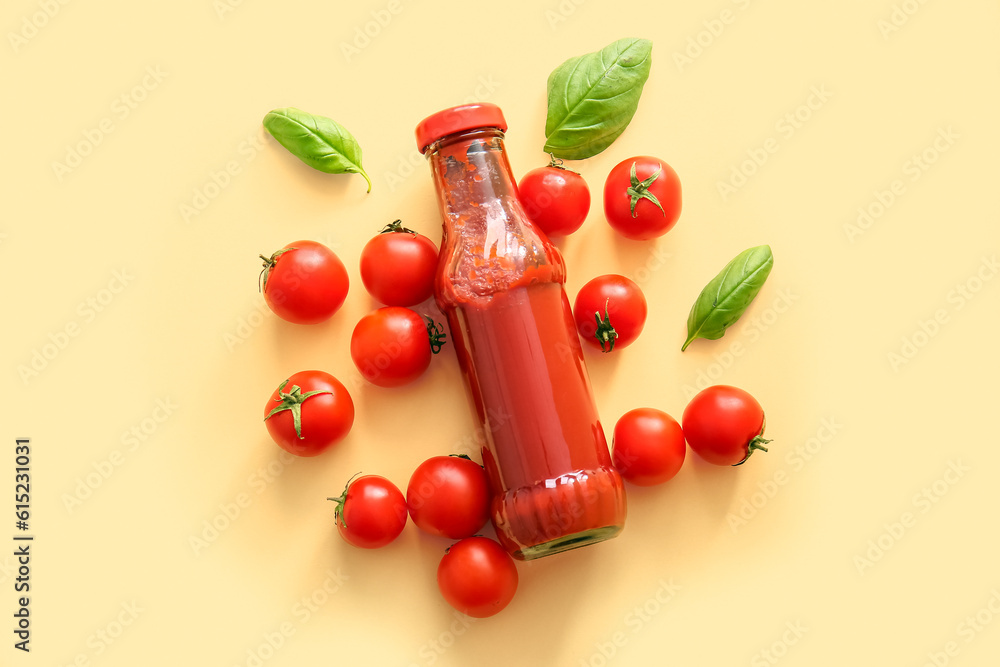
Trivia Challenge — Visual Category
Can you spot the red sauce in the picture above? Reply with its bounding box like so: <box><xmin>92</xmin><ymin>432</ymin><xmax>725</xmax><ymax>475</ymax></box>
<box><xmin>447</xmin><ymin>283</ymin><xmax>626</xmax><ymax>557</ymax></box>
<box><xmin>420</xmin><ymin>111</ymin><xmax>626</xmax><ymax>559</ymax></box>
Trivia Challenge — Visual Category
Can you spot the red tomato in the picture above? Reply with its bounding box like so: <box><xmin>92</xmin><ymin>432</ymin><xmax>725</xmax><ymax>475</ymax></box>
<box><xmin>263</xmin><ymin>370</ymin><xmax>354</xmax><ymax>457</ymax></box>
<box><xmin>573</xmin><ymin>275</ymin><xmax>648</xmax><ymax>352</ymax></box>
<box><xmin>612</xmin><ymin>408</ymin><xmax>686</xmax><ymax>486</ymax></box>
<box><xmin>329</xmin><ymin>475</ymin><xmax>407</xmax><ymax>549</ymax></box>
<box><xmin>407</xmin><ymin>456</ymin><xmax>490</xmax><ymax>539</ymax></box>
<box><xmin>359</xmin><ymin>220</ymin><xmax>439</xmax><ymax>307</ymax></box>
<box><xmin>437</xmin><ymin>537</ymin><xmax>518</xmax><ymax>618</ymax></box>
<box><xmin>260</xmin><ymin>240</ymin><xmax>349</xmax><ymax>324</ymax></box>
<box><xmin>518</xmin><ymin>163</ymin><xmax>591</xmax><ymax>236</ymax></box>
<box><xmin>682</xmin><ymin>385</ymin><xmax>770</xmax><ymax>466</ymax></box>
<box><xmin>603</xmin><ymin>156</ymin><xmax>681</xmax><ymax>240</ymax></box>
<box><xmin>350</xmin><ymin>307</ymin><xmax>443</xmax><ymax>387</ymax></box>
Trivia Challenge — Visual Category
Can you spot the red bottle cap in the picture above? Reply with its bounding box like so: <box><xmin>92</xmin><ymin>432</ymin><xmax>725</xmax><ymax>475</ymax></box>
<box><xmin>415</xmin><ymin>103</ymin><xmax>507</xmax><ymax>154</ymax></box>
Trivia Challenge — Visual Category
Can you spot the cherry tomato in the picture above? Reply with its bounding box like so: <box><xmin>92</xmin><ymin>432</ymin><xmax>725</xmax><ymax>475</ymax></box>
<box><xmin>573</xmin><ymin>275</ymin><xmax>647</xmax><ymax>352</ymax></box>
<box><xmin>329</xmin><ymin>475</ymin><xmax>407</xmax><ymax>549</ymax></box>
<box><xmin>407</xmin><ymin>455</ymin><xmax>490</xmax><ymax>539</ymax></box>
<box><xmin>518</xmin><ymin>162</ymin><xmax>591</xmax><ymax>237</ymax></box>
<box><xmin>263</xmin><ymin>370</ymin><xmax>354</xmax><ymax>457</ymax></box>
<box><xmin>612</xmin><ymin>408</ymin><xmax>686</xmax><ymax>486</ymax></box>
<box><xmin>359</xmin><ymin>220</ymin><xmax>438</xmax><ymax>307</ymax></box>
<box><xmin>437</xmin><ymin>536</ymin><xmax>518</xmax><ymax>618</ymax></box>
<box><xmin>350</xmin><ymin>307</ymin><xmax>445</xmax><ymax>387</ymax></box>
<box><xmin>603</xmin><ymin>156</ymin><xmax>681</xmax><ymax>240</ymax></box>
<box><xmin>682</xmin><ymin>385</ymin><xmax>771</xmax><ymax>466</ymax></box>
<box><xmin>260</xmin><ymin>240</ymin><xmax>349</xmax><ymax>324</ymax></box>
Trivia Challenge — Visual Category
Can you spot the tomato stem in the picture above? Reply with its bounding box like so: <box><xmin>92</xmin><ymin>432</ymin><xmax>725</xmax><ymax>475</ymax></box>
<box><xmin>259</xmin><ymin>247</ymin><xmax>296</xmax><ymax>292</ymax></box>
<box><xmin>593</xmin><ymin>300</ymin><xmax>618</xmax><ymax>353</ymax></box>
<box><xmin>327</xmin><ymin>472</ymin><xmax>362</xmax><ymax>527</ymax></box>
<box><xmin>733</xmin><ymin>436</ymin><xmax>771</xmax><ymax>466</ymax></box>
<box><xmin>626</xmin><ymin>161</ymin><xmax>665</xmax><ymax>218</ymax></box>
<box><xmin>547</xmin><ymin>152</ymin><xmax>578</xmax><ymax>174</ymax></box>
<box><xmin>263</xmin><ymin>379</ymin><xmax>334</xmax><ymax>439</ymax></box>
<box><xmin>425</xmin><ymin>316</ymin><xmax>448</xmax><ymax>354</ymax></box>
<box><xmin>380</xmin><ymin>219</ymin><xmax>416</xmax><ymax>235</ymax></box>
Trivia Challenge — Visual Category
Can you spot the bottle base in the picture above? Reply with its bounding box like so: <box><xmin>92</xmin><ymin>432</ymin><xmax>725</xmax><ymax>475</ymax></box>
<box><xmin>514</xmin><ymin>524</ymin><xmax>623</xmax><ymax>561</ymax></box>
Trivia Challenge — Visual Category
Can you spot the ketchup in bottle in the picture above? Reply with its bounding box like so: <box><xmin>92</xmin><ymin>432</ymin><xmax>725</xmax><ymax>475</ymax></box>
<box><xmin>415</xmin><ymin>104</ymin><xmax>626</xmax><ymax>560</ymax></box>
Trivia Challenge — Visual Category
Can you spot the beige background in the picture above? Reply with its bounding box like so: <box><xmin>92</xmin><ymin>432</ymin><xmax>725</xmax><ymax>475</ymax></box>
<box><xmin>4</xmin><ymin>0</ymin><xmax>1000</xmax><ymax>665</ymax></box>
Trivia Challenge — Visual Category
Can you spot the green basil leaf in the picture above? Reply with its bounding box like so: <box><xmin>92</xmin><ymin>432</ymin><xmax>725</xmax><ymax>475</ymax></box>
<box><xmin>263</xmin><ymin>107</ymin><xmax>372</xmax><ymax>192</ymax></box>
<box><xmin>544</xmin><ymin>38</ymin><xmax>652</xmax><ymax>160</ymax></box>
<box><xmin>682</xmin><ymin>245</ymin><xmax>774</xmax><ymax>351</ymax></box>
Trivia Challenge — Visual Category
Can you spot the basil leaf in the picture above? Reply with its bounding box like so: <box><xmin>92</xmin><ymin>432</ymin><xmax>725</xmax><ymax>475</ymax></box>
<box><xmin>544</xmin><ymin>38</ymin><xmax>652</xmax><ymax>160</ymax></box>
<box><xmin>263</xmin><ymin>107</ymin><xmax>372</xmax><ymax>192</ymax></box>
<box><xmin>682</xmin><ymin>245</ymin><xmax>774</xmax><ymax>351</ymax></box>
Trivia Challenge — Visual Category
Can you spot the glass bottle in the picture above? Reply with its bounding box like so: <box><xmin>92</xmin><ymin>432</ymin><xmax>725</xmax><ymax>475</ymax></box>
<box><xmin>415</xmin><ymin>103</ymin><xmax>626</xmax><ymax>560</ymax></box>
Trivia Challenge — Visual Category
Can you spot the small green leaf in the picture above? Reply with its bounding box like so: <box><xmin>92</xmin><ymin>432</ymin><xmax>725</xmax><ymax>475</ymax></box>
<box><xmin>544</xmin><ymin>38</ymin><xmax>653</xmax><ymax>160</ymax></box>
<box><xmin>682</xmin><ymin>246</ymin><xmax>774</xmax><ymax>351</ymax></box>
<box><xmin>263</xmin><ymin>107</ymin><xmax>372</xmax><ymax>192</ymax></box>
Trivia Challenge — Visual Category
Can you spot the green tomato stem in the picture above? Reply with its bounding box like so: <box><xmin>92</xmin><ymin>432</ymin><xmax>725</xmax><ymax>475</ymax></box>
<box><xmin>593</xmin><ymin>300</ymin><xmax>619</xmax><ymax>353</ymax></box>
<box><xmin>263</xmin><ymin>379</ymin><xmax>334</xmax><ymax>439</ymax></box>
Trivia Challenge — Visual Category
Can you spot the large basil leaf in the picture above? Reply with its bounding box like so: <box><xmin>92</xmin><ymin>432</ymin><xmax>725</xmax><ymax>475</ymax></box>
<box><xmin>263</xmin><ymin>107</ymin><xmax>372</xmax><ymax>192</ymax></box>
<box><xmin>544</xmin><ymin>38</ymin><xmax>652</xmax><ymax>160</ymax></box>
<box><xmin>682</xmin><ymin>246</ymin><xmax>774</xmax><ymax>351</ymax></box>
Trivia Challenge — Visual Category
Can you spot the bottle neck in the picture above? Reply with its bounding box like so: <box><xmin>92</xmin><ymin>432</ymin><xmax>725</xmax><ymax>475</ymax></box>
<box><xmin>425</xmin><ymin>129</ymin><xmax>565</xmax><ymax>305</ymax></box>
<box><xmin>425</xmin><ymin>129</ymin><xmax>519</xmax><ymax>228</ymax></box>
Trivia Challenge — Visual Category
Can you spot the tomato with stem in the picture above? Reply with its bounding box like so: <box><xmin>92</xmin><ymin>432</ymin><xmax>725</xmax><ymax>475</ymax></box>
<box><xmin>573</xmin><ymin>275</ymin><xmax>647</xmax><ymax>352</ymax></box>
<box><xmin>603</xmin><ymin>156</ymin><xmax>681</xmax><ymax>240</ymax></box>
<box><xmin>682</xmin><ymin>385</ymin><xmax>771</xmax><ymax>466</ymax></box>
<box><xmin>328</xmin><ymin>474</ymin><xmax>408</xmax><ymax>549</ymax></box>
<box><xmin>518</xmin><ymin>156</ymin><xmax>591</xmax><ymax>237</ymax></box>
<box><xmin>350</xmin><ymin>307</ymin><xmax>446</xmax><ymax>387</ymax></box>
<box><xmin>263</xmin><ymin>370</ymin><xmax>354</xmax><ymax>457</ymax></box>
<box><xmin>407</xmin><ymin>455</ymin><xmax>490</xmax><ymax>539</ymax></box>
<box><xmin>359</xmin><ymin>220</ymin><xmax>438</xmax><ymax>307</ymax></box>
<box><xmin>260</xmin><ymin>240</ymin><xmax>349</xmax><ymax>324</ymax></box>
